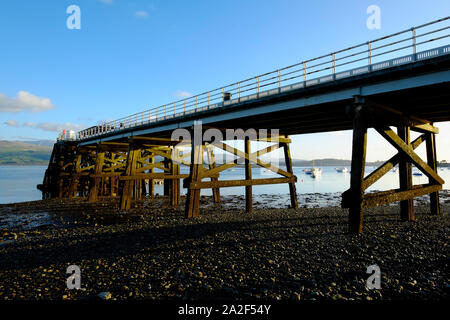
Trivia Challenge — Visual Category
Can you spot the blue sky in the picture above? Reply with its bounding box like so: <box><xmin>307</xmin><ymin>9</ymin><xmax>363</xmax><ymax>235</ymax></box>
<box><xmin>0</xmin><ymin>0</ymin><xmax>449</xmax><ymax>161</ymax></box>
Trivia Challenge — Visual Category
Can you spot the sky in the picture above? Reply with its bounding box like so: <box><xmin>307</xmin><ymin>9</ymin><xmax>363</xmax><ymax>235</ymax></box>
<box><xmin>0</xmin><ymin>0</ymin><xmax>449</xmax><ymax>161</ymax></box>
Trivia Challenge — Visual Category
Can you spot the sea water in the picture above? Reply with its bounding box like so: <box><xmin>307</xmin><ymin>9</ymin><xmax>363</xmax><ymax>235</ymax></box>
<box><xmin>1</xmin><ymin>165</ymin><xmax>449</xmax><ymax>204</ymax></box>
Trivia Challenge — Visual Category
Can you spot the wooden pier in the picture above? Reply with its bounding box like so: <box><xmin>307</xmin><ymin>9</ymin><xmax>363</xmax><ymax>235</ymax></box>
<box><xmin>37</xmin><ymin>18</ymin><xmax>450</xmax><ymax>233</ymax></box>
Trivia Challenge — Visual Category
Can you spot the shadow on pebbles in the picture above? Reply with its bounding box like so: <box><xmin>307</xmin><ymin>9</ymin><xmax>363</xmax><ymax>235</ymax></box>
<box><xmin>0</xmin><ymin>195</ymin><xmax>448</xmax><ymax>301</ymax></box>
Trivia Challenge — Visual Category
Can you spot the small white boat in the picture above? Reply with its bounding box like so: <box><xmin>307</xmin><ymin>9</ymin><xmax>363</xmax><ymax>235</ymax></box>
<box><xmin>335</xmin><ymin>167</ymin><xmax>348</xmax><ymax>173</ymax></box>
<box><xmin>311</xmin><ymin>167</ymin><xmax>322</xmax><ymax>178</ymax></box>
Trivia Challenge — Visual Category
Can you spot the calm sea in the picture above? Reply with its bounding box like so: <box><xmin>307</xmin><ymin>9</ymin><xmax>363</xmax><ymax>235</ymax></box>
<box><xmin>0</xmin><ymin>165</ymin><xmax>449</xmax><ymax>204</ymax></box>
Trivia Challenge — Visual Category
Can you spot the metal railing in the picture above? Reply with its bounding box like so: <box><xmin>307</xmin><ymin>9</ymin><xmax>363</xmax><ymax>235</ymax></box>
<box><xmin>77</xmin><ymin>16</ymin><xmax>450</xmax><ymax>141</ymax></box>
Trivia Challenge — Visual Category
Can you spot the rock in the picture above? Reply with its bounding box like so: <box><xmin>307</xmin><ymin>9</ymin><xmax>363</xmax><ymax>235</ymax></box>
<box><xmin>97</xmin><ymin>292</ymin><xmax>112</xmax><ymax>300</ymax></box>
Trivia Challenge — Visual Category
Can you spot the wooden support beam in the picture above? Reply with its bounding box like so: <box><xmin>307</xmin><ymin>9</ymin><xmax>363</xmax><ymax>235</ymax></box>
<box><xmin>130</xmin><ymin>136</ymin><xmax>190</xmax><ymax>146</ymax></box>
<box><xmin>120</xmin><ymin>147</ymin><xmax>139</xmax><ymax>210</ymax></box>
<box><xmin>68</xmin><ymin>154</ymin><xmax>82</xmax><ymax>198</ymax></box>
<box><xmin>88</xmin><ymin>149</ymin><xmax>105</xmax><ymax>203</ymax></box>
<box><xmin>163</xmin><ymin>157</ymin><xmax>170</xmax><ymax>196</ymax></box>
<box><xmin>206</xmin><ymin>145</ymin><xmax>221</xmax><ymax>204</ymax></box>
<box><xmin>365</xmin><ymin>134</ymin><xmax>424</xmax><ymax>190</ymax></box>
<box><xmin>170</xmin><ymin>148</ymin><xmax>181</xmax><ymax>207</ymax></box>
<box><xmin>283</xmin><ymin>137</ymin><xmax>298</xmax><ymax>209</ymax></box>
<box><xmin>134</xmin><ymin>157</ymin><xmax>143</xmax><ymax>200</ymax></box>
<box><xmin>119</xmin><ymin>174</ymin><xmax>190</xmax><ymax>180</ymax></box>
<box><xmin>362</xmin><ymin>184</ymin><xmax>442</xmax><ymax>208</ymax></box>
<box><xmin>426</xmin><ymin>132</ymin><xmax>441</xmax><ymax>215</ymax></box>
<box><xmin>364</xmin><ymin>98</ymin><xmax>439</xmax><ymax>133</ymax></box>
<box><xmin>214</xmin><ymin>142</ymin><xmax>292</xmax><ymax>178</ymax></box>
<box><xmin>341</xmin><ymin>134</ymin><xmax>426</xmax><ymax>205</ymax></box>
<box><xmin>189</xmin><ymin>177</ymin><xmax>296</xmax><ymax>189</ymax></box>
<box><xmin>149</xmin><ymin>151</ymin><xmax>155</xmax><ymax>196</ymax></box>
<box><xmin>397</xmin><ymin>126</ymin><xmax>414</xmax><ymax>221</ymax></box>
<box><xmin>185</xmin><ymin>140</ymin><xmax>204</xmax><ymax>218</ymax></box>
<box><xmin>348</xmin><ymin>106</ymin><xmax>367</xmax><ymax>234</ymax></box>
<box><xmin>57</xmin><ymin>158</ymin><xmax>65</xmax><ymax>198</ymax></box>
<box><xmin>376</xmin><ymin>127</ymin><xmax>444</xmax><ymax>185</ymax></box>
<box><xmin>245</xmin><ymin>137</ymin><xmax>252</xmax><ymax>213</ymax></box>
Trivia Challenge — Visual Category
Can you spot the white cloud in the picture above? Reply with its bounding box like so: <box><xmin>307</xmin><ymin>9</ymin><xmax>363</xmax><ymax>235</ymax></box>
<box><xmin>135</xmin><ymin>11</ymin><xmax>149</xmax><ymax>18</ymax></box>
<box><xmin>0</xmin><ymin>91</ymin><xmax>56</xmax><ymax>113</ymax></box>
<box><xmin>22</xmin><ymin>121</ymin><xmax>84</xmax><ymax>133</ymax></box>
<box><xmin>174</xmin><ymin>91</ymin><xmax>192</xmax><ymax>98</ymax></box>
<box><xmin>4</xmin><ymin>119</ymin><xmax>19</xmax><ymax>127</ymax></box>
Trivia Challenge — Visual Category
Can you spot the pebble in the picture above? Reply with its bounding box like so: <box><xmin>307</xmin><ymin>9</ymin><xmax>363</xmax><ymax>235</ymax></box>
<box><xmin>0</xmin><ymin>197</ymin><xmax>448</xmax><ymax>301</ymax></box>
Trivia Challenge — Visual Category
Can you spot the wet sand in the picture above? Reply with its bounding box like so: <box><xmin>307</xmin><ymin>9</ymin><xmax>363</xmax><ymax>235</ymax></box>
<box><xmin>0</xmin><ymin>195</ymin><xmax>449</xmax><ymax>300</ymax></box>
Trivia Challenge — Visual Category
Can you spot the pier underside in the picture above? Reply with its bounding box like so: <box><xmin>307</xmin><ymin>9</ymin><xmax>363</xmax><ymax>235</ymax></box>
<box><xmin>38</xmin><ymin>95</ymin><xmax>444</xmax><ymax>234</ymax></box>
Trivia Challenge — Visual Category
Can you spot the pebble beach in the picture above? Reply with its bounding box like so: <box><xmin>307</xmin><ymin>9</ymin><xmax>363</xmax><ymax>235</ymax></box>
<box><xmin>0</xmin><ymin>194</ymin><xmax>449</xmax><ymax>301</ymax></box>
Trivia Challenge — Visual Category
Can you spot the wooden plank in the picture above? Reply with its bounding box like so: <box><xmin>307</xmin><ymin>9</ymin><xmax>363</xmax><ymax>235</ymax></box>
<box><xmin>397</xmin><ymin>126</ymin><xmax>414</xmax><ymax>221</ymax></box>
<box><xmin>426</xmin><ymin>132</ymin><xmax>441</xmax><ymax>215</ymax></box>
<box><xmin>189</xmin><ymin>177</ymin><xmax>296</xmax><ymax>189</ymax></box>
<box><xmin>376</xmin><ymin>127</ymin><xmax>444</xmax><ymax>185</ymax></box>
<box><xmin>362</xmin><ymin>184</ymin><xmax>442</xmax><ymax>208</ymax></box>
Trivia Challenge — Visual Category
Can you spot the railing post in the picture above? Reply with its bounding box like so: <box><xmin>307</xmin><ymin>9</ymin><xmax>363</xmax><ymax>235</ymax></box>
<box><xmin>164</xmin><ymin>105</ymin><xmax>166</xmax><ymax>117</ymax></box>
<box><xmin>238</xmin><ymin>82</ymin><xmax>240</xmax><ymax>98</ymax></box>
<box><xmin>332</xmin><ymin>53</ymin><xmax>336</xmax><ymax>74</ymax></box>
<box><xmin>173</xmin><ymin>103</ymin><xmax>176</xmax><ymax>115</ymax></box>
<box><xmin>184</xmin><ymin>100</ymin><xmax>186</xmax><ymax>113</ymax></box>
<box><xmin>256</xmin><ymin>77</ymin><xmax>260</xmax><ymax>94</ymax></box>
<box><xmin>208</xmin><ymin>92</ymin><xmax>210</xmax><ymax>106</ymax></box>
<box><xmin>222</xmin><ymin>88</ymin><xmax>224</xmax><ymax>102</ymax></box>
<box><xmin>277</xmin><ymin>70</ymin><xmax>281</xmax><ymax>88</ymax></box>
<box><xmin>368</xmin><ymin>41</ymin><xmax>372</xmax><ymax>65</ymax></box>
<box><xmin>195</xmin><ymin>96</ymin><xmax>198</xmax><ymax>111</ymax></box>
<box><xmin>303</xmin><ymin>61</ymin><xmax>307</xmax><ymax>81</ymax></box>
<box><xmin>412</xmin><ymin>28</ymin><xmax>417</xmax><ymax>56</ymax></box>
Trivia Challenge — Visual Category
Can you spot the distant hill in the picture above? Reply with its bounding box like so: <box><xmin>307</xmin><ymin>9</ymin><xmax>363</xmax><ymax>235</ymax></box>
<box><xmin>0</xmin><ymin>140</ymin><xmax>54</xmax><ymax>165</ymax></box>
<box><xmin>1</xmin><ymin>140</ymin><xmax>447</xmax><ymax>168</ymax></box>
